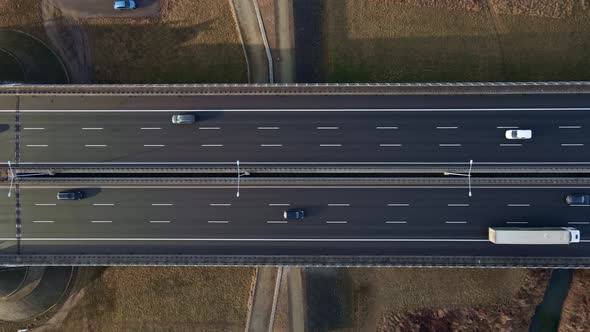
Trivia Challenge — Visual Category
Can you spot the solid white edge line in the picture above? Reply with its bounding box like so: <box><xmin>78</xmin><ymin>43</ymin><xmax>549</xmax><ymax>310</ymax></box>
<box><xmin>12</xmin><ymin>108</ymin><xmax>590</xmax><ymax>113</ymax></box>
<box><xmin>0</xmin><ymin>237</ymin><xmax>511</xmax><ymax>242</ymax></box>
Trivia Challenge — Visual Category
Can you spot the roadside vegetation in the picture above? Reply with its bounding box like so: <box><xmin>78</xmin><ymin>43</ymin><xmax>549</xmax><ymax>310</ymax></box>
<box><xmin>559</xmin><ymin>270</ymin><xmax>590</xmax><ymax>332</ymax></box>
<box><xmin>350</xmin><ymin>268</ymin><xmax>549</xmax><ymax>331</ymax></box>
<box><xmin>37</xmin><ymin>267</ymin><xmax>255</xmax><ymax>331</ymax></box>
<box><xmin>80</xmin><ymin>0</ymin><xmax>247</xmax><ymax>83</ymax></box>
<box><xmin>323</xmin><ymin>0</ymin><xmax>590</xmax><ymax>82</ymax></box>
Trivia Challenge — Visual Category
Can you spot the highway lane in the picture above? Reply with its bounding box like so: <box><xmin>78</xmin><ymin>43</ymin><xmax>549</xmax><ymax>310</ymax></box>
<box><xmin>11</xmin><ymin>110</ymin><xmax>590</xmax><ymax>163</ymax></box>
<box><xmin>17</xmin><ymin>186</ymin><xmax>590</xmax><ymax>240</ymax></box>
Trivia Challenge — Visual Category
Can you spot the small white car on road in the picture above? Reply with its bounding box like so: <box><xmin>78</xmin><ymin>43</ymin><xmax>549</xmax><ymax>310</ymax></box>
<box><xmin>505</xmin><ymin>129</ymin><xmax>532</xmax><ymax>140</ymax></box>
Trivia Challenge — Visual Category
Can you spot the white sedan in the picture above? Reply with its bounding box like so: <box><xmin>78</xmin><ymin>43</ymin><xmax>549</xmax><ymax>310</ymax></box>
<box><xmin>505</xmin><ymin>129</ymin><xmax>532</xmax><ymax>140</ymax></box>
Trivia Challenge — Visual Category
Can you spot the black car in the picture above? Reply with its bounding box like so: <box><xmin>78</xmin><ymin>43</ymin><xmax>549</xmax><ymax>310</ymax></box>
<box><xmin>566</xmin><ymin>194</ymin><xmax>590</xmax><ymax>206</ymax></box>
<box><xmin>283</xmin><ymin>209</ymin><xmax>305</xmax><ymax>220</ymax></box>
<box><xmin>57</xmin><ymin>190</ymin><xmax>84</xmax><ymax>200</ymax></box>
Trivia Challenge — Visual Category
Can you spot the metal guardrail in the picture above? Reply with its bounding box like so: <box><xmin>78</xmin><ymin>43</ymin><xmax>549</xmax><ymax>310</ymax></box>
<box><xmin>12</xmin><ymin>165</ymin><xmax>590</xmax><ymax>174</ymax></box>
<box><xmin>2</xmin><ymin>254</ymin><xmax>590</xmax><ymax>268</ymax></box>
<box><xmin>1</xmin><ymin>82</ymin><xmax>590</xmax><ymax>95</ymax></box>
<box><xmin>13</xmin><ymin>177</ymin><xmax>590</xmax><ymax>186</ymax></box>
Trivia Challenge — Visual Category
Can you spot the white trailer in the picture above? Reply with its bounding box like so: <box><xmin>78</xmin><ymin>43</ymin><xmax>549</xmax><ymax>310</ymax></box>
<box><xmin>488</xmin><ymin>227</ymin><xmax>581</xmax><ymax>245</ymax></box>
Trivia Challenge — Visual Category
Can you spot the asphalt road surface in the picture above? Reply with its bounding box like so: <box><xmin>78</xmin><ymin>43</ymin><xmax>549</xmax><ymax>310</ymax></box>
<box><xmin>5</xmin><ymin>186</ymin><xmax>590</xmax><ymax>256</ymax></box>
<box><xmin>4</xmin><ymin>109</ymin><xmax>590</xmax><ymax>163</ymax></box>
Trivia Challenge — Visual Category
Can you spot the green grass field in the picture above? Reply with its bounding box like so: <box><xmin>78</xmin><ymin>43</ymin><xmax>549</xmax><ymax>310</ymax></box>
<box><xmin>323</xmin><ymin>0</ymin><xmax>590</xmax><ymax>82</ymax></box>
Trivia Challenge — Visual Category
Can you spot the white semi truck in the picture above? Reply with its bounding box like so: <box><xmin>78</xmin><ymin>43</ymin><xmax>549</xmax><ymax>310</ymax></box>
<box><xmin>488</xmin><ymin>227</ymin><xmax>581</xmax><ymax>245</ymax></box>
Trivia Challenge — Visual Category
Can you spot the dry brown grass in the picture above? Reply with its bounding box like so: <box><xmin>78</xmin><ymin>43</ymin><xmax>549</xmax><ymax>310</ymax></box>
<box><xmin>42</xmin><ymin>266</ymin><xmax>255</xmax><ymax>332</ymax></box>
<box><xmin>346</xmin><ymin>268</ymin><xmax>540</xmax><ymax>331</ymax></box>
<box><xmin>323</xmin><ymin>0</ymin><xmax>590</xmax><ymax>82</ymax></box>
<box><xmin>0</xmin><ymin>0</ymin><xmax>46</xmax><ymax>39</ymax></box>
<box><xmin>558</xmin><ymin>270</ymin><xmax>590</xmax><ymax>332</ymax></box>
<box><xmin>376</xmin><ymin>269</ymin><xmax>550</xmax><ymax>332</ymax></box>
<box><xmin>79</xmin><ymin>0</ymin><xmax>247</xmax><ymax>83</ymax></box>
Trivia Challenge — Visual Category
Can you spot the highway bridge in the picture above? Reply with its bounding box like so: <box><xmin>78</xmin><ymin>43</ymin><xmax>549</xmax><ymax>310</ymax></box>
<box><xmin>2</xmin><ymin>82</ymin><xmax>590</xmax><ymax>267</ymax></box>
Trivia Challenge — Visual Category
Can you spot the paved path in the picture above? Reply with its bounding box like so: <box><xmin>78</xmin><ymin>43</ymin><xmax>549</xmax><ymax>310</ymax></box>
<box><xmin>231</xmin><ymin>0</ymin><xmax>270</xmax><ymax>83</ymax></box>
<box><xmin>246</xmin><ymin>267</ymin><xmax>278</xmax><ymax>332</ymax></box>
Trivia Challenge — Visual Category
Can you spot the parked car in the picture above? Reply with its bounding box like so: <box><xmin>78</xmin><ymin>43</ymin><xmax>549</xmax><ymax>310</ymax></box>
<box><xmin>57</xmin><ymin>190</ymin><xmax>84</xmax><ymax>200</ymax></box>
<box><xmin>283</xmin><ymin>209</ymin><xmax>305</xmax><ymax>220</ymax></box>
<box><xmin>114</xmin><ymin>0</ymin><xmax>136</xmax><ymax>10</ymax></box>
<box><xmin>566</xmin><ymin>194</ymin><xmax>590</xmax><ymax>206</ymax></box>
<box><xmin>171</xmin><ymin>114</ymin><xmax>196</xmax><ymax>124</ymax></box>
<box><xmin>505</xmin><ymin>129</ymin><xmax>532</xmax><ymax>140</ymax></box>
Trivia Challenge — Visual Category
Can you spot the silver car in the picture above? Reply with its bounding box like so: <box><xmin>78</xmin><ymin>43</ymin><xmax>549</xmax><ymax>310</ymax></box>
<box><xmin>171</xmin><ymin>114</ymin><xmax>196</xmax><ymax>124</ymax></box>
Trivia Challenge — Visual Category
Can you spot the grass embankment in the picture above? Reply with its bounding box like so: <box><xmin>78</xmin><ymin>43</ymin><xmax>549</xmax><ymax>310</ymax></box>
<box><xmin>81</xmin><ymin>0</ymin><xmax>247</xmax><ymax>83</ymax></box>
<box><xmin>0</xmin><ymin>51</ymin><xmax>24</xmax><ymax>81</ymax></box>
<box><xmin>46</xmin><ymin>267</ymin><xmax>254</xmax><ymax>332</ymax></box>
<box><xmin>348</xmin><ymin>268</ymin><xmax>548</xmax><ymax>331</ymax></box>
<box><xmin>558</xmin><ymin>270</ymin><xmax>590</xmax><ymax>332</ymax></box>
<box><xmin>0</xmin><ymin>0</ymin><xmax>47</xmax><ymax>40</ymax></box>
<box><xmin>323</xmin><ymin>0</ymin><xmax>590</xmax><ymax>82</ymax></box>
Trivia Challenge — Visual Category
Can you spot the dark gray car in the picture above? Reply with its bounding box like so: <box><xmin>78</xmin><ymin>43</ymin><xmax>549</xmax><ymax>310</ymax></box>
<box><xmin>57</xmin><ymin>190</ymin><xmax>84</xmax><ymax>200</ymax></box>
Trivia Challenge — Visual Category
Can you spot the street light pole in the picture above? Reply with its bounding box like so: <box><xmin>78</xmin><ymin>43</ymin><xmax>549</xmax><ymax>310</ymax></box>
<box><xmin>236</xmin><ymin>160</ymin><xmax>250</xmax><ymax>197</ymax></box>
<box><xmin>7</xmin><ymin>161</ymin><xmax>14</xmax><ymax>198</ymax></box>
<box><xmin>443</xmin><ymin>160</ymin><xmax>473</xmax><ymax>197</ymax></box>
